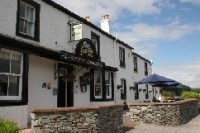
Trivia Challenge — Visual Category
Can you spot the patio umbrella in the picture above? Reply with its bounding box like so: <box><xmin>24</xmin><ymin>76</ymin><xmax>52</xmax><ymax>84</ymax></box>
<box><xmin>137</xmin><ymin>73</ymin><xmax>177</xmax><ymax>85</ymax></box>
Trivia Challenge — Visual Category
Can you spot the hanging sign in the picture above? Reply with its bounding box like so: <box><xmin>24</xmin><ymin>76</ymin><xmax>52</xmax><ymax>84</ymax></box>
<box><xmin>71</xmin><ymin>24</ymin><xmax>82</xmax><ymax>41</ymax></box>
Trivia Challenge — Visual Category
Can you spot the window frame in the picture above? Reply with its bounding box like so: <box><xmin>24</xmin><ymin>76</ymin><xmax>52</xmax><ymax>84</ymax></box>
<box><xmin>91</xmin><ymin>32</ymin><xmax>100</xmax><ymax>59</ymax></box>
<box><xmin>16</xmin><ymin>0</ymin><xmax>40</xmax><ymax>41</ymax></box>
<box><xmin>0</xmin><ymin>49</ymin><xmax>23</xmax><ymax>101</ymax></box>
<box><xmin>119</xmin><ymin>47</ymin><xmax>125</xmax><ymax>67</ymax></box>
<box><xmin>145</xmin><ymin>85</ymin><xmax>149</xmax><ymax>99</ymax></box>
<box><xmin>94</xmin><ymin>70</ymin><xmax>103</xmax><ymax>99</ymax></box>
<box><xmin>144</xmin><ymin>62</ymin><xmax>148</xmax><ymax>76</ymax></box>
<box><xmin>120</xmin><ymin>79</ymin><xmax>126</xmax><ymax>100</ymax></box>
<box><xmin>134</xmin><ymin>82</ymin><xmax>139</xmax><ymax>100</ymax></box>
<box><xmin>133</xmin><ymin>56</ymin><xmax>138</xmax><ymax>72</ymax></box>
<box><xmin>105</xmin><ymin>71</ymin><xmax>112</xmax><ymax>99</ymax></box>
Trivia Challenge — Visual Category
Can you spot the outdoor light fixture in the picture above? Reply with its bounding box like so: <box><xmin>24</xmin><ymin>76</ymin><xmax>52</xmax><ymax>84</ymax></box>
<box><xmin>117</xmin><ymin>85</ymin><xmax>122</xmax><ymax>89</ymax></box>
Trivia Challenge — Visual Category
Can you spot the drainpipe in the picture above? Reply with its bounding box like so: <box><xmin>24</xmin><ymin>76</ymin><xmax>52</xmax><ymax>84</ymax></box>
<box><xmin>113</xmin><ymin>34</ymin><xmax>118</xmax><ymax>104</ymax></box>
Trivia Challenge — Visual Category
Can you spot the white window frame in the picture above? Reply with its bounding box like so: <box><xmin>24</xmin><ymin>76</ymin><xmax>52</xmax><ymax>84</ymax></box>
<box><xmin>19</xmin><ymin>1</ymin><xmax>36</xmax><ymax>37</ymax></box>
<box><xmin>105</xmin><ymin>72</ymin><xmax>112</xmax><ymax>99</ymax></box>
<box><xmin>94</xmin><ymin>70</ymin><xmax>102</xmax><ymax>99</ymax></box>
<box><xmin>0</xmin><ymin>49</ymin><xmax>23</xmax><ymax>100</ymax></box>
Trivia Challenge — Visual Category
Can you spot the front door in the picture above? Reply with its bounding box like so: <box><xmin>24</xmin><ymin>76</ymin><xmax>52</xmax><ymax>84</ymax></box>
<box><xmin>57</xmin><ymin>64</ymin><xmax>74</xmax><ymax>107</ymax></box>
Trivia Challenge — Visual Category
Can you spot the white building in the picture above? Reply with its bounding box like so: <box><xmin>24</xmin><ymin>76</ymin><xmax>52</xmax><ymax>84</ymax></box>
<box><xmin>0</xmin><ymin>0</ymin><xmax>153</xmax><ymax>128</ymax></box>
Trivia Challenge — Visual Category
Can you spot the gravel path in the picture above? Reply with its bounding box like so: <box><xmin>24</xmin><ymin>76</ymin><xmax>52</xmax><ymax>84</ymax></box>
<box><xmin>126</xmin><ymin>114</ymin><xmax>200</xmax><ymax>133</ymax></box>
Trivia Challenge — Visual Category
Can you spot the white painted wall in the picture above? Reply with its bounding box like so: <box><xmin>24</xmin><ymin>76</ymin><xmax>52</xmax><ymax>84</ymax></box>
<box><xmin>0</xmin><ymin>106</ymin><xmax>27</xmax><ymax>128</ymax></box>
<box><xmin>28</xmin><ymin>55</ymin><xmax>57</xmax><ymax>122</ymax></box>
<box><xmin>73</xmin><ymin>66</ymin><xmax>91</xmax><ymax>106</ymax></box>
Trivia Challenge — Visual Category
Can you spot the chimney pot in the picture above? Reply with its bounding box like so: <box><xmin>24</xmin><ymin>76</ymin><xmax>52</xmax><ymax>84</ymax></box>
<box><xmin>84</xmin><ymin>16</ymin><xmax>90</xmax><ymax>22</ymax></box>
<box><xmin>100</xmin><ymin>15</ymin><xmax>110</xmax><ymax>33</ymax></box>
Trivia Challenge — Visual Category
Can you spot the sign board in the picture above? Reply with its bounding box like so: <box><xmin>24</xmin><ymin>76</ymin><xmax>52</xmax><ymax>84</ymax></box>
<box><xmin>71</xmin><ymin>24</ymin><xmax>82</xmax><ymax>41</ymax></box>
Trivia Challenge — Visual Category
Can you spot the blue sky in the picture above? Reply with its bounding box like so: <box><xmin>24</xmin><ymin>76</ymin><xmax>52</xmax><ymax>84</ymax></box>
<box><xmin>53</xmin><ymin>0</ymin><xmax>200</xmax><ymax>88</ymax></box>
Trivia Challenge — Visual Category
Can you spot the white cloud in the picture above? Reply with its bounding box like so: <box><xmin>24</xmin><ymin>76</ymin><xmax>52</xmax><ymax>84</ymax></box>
<box><xmin>53</xmin><ymin>0</ymin><xmax>161</xmax><ymax>23</ymax></box>
<box><xmin>154</xmin><ymin>58</ymin><xmax>200</xmax><ymax>88</ymax></box>
<box><xmin>180</xmin><ymin>0</ymin><xmax>200</xmax><ymax>6</ymax></box>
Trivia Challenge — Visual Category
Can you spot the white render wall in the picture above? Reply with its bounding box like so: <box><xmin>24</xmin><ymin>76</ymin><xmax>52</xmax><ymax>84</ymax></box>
<box><xmin>0</xmin><ymin>106</ymin><xmax>27</xmax><ymax>128</ymax></box>
<box><xmin>28</xmin><ymin>55</ymin><xmax>57</xmax><ymax>122</ymax></box>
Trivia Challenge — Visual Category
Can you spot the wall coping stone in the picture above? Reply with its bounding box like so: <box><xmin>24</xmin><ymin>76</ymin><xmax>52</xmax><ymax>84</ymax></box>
<box><xmin>31</xmin><ymin>104</ymin><xmax>123</xmax><ymax>113</ymax></box>
<box><xmin>129</xmin><ymin>98</ymin><xmax>197</xmax><ymax>106</ymax></box>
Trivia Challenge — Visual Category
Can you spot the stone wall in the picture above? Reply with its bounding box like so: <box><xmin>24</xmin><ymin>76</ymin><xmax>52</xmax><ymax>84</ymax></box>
<box><xmin>124</xmin><ymin>99</ymin><xmax>199</xmax><ymax>126</ymax></box>
<box><xmin>31</xmin><ymin>105</ymin><xmax>123</xmax><ymax>133</ymax></box>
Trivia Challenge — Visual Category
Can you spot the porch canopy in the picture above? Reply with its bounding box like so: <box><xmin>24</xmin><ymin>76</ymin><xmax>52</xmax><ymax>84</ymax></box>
<box><xmin>137</xmin><ymin>73</ymin><xmax>179</xmax><ymax>86</ymax></box>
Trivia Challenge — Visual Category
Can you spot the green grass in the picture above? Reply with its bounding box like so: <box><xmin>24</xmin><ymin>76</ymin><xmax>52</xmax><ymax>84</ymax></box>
<box><xmin>0</xmin><ymin>119</ymin><xmax>20</xmax><ymax>133</ymax></box>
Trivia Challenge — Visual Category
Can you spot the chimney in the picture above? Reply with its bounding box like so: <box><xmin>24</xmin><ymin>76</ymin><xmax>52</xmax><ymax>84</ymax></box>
<box><xmin>100</xmin><ymin>15</ymin><xmax>110</xmax><ymax>33</ymax></box>
<box><xmin>84</xmin><ymin>16</ymin><xmax>90</xmax><ymax>22</ymax></box>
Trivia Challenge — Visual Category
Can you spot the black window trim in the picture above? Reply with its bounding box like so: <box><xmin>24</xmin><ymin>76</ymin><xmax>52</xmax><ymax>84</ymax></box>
<box><xmin>134</xmin><ymin>56</ymin><xmax>138</xmax><ymax>73</ymax></box>
<box><xmin>144</xmin><ymin>62</ymin><xmax>148</xmax><ymax>76</ymax></box>
<box><xmin>90</xmin><ymin>69</ymin><xmax>114</xmax><ymax>102</ymax></box>
<box><xmin>16</xmin><ymin>0</ymin><xmax>40</xmax><ymax>42</ymax></box>
<box><xmin>119</xmin><ymin>47</ymin><xmax>125</xmax><ymax>67</ymax></box>
<box><xmin>0</xmin><ymin>52</ymin><xmax>29</xmax><ymax>106</ymax></box>
<box><xmin>120</xmin><ymin>78</ymin><xmax>126</xmax><ymax>100</ymax></box>
<box><xmin>91</xmin><ymin>31</ymin><xmax>100</xmax><ymax>60</ymax></box>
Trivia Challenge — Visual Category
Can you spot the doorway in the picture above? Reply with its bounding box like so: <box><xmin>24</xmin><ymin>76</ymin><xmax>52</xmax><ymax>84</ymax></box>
<box><xmin>57</xmin><ymin>64</ymin><xmax>74</xmax><ymax>107</ymax></box>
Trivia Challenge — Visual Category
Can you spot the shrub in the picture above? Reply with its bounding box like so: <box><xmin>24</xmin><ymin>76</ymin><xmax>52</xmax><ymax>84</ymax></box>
<box><xmin>181</xmin><ymin>91</ymin><xmax>200</xmax><ymax>100</ymax></box>
<box><xmin>0</xmin><ymin>119</ymin><xmax>20</xmax><ymax>133</ymax></box>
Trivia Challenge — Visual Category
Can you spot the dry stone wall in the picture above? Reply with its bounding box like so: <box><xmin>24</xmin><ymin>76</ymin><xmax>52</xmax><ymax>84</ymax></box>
<box><xmin>124</xmin><ymin>99</ymin><xmax>199</xmax><ymax>126</ymax></box>
<box><xmin>31</xmin><ymin>105</ymin><xmax>123</xmax><ymax>133</ymax></box>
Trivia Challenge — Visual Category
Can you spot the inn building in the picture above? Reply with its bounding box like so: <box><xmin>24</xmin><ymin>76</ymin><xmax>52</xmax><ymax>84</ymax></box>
<box><xmin>0</xmin><ymin>0</ymin><xmax>155</xmax><ymax>128</ymax></box>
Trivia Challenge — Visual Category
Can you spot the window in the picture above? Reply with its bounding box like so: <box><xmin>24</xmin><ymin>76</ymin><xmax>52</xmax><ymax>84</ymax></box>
<box><xmin>119</xmin><ymin>47</ymin><xmax>125</xmax><ymax>67</ymax></box>
<box><xmin>134</xmin><ymin>56</ymin><xmax>138</xmax><ymax>72</ymax></box>
<box><xmin>91</xmin><ymin>32</ymin><xmax>100</xmax><ymax>58</ymax></box>
<box><xmin>105</xmin><ymin>72</ymin><xmax>112</xmax><ymax>99</ymax></box>
<box><xmin>120</xmin><ymin>79</ymin><xmax>126</xmax><ymax>100</ymax></box>
<box><xmin>16</xmin><ymin>0</ymin><xmax>40</xmax><ymax>41</ymax></box>
<box><xmin>94</xmin><ymin>70</ymin><xmax>102</xmax><ymax>99</ymax></box>
<box><xmin>0</xmin><ymin>49</ymin><xmax>23</xmax><ymax>100</ymax></box>
<box><xmin>144</xmin><ymin>62</ymin><xmax>148</xmax><ymax>76</ymax></box>
<box><xmin>145</xmin><ymin>85</ymin><xmax>149</xmax><ymax>99</ymax></box>
<box><xmin>134</xmin><ymin>82</ymin><xmax>139</xmax><ymax>100</ymax></box>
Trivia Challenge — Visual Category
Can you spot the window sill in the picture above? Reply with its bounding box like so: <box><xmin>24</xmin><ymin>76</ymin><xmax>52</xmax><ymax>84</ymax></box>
<box><xmin>0</xmin><ymin>100</ymin><xmax>27</xmax><ymax>106</ymax></box>
<box><xmin>16</xmin><ymin>32</ymin><xmax>40</xmax><ymax>42</ymax></box>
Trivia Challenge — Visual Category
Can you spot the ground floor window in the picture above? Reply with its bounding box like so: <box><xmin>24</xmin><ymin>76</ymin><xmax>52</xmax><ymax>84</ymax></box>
<box><xmin>134</xmin><ymin>82</ymin><xmax>139</xmax><ymax>100</ymax></box>
<box><xmin>105</xmin><ymin>71</ymin><xmax>112</xmax><ymax>99</ymax></box>
<box><xmin>145</xmin><ymin>85</ymin><xmax>149</xmax><ymax>99</ymax></box>
<box><xmin>94</xmin><ymin>70</ymin><xmax>102</xmax><ymax>99</ymax></box>
<box><xmin>120</xmin><ymin>79</ymin><xmax>126</xmax><ymax>100</ymax></box>
<box><xmin>0</xmin><ymin>49</ymin><xmax>23</xmax><ymax>100</ymax></box>
<box><xmin>91</xmin><ymin>70</ymin><xmax>114</xmax><ymax>101</ymax></box>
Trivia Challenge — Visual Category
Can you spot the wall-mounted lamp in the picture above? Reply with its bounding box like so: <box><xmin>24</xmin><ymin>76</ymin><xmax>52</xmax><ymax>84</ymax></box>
<box><xmin>117</xmin><ymin>85</ymin><xmax>122</xmax><ymax>89</ymax></box>
<box><xmin>129</xmin><ymin>86</ymin><xmax>134</xmax><ymax>90</ymax></box>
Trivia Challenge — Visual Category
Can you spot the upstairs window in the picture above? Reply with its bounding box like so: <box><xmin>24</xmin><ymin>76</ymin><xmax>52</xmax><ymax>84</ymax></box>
<box><xmin>16</xmin><ymin>0</ymin><xmax>40</xmax><ymax>41</ymax></box>
<box><xmin>119</xmin><ymin>47</ymin><xmax>125</xmax><ymax>67</ymax></box>
<box><xmin>91</xmin><ymin>32</ymin><xmax>100</xmax><ymax>58</ymax></box>
<box><xmin>120</xmin><ymin>79</ymin><xmax>126</xmax><ymax>100</ymax></box>
<box><xmin>144</xmin><ymin>62</ymin><xmax>148</xmax><ymax>76</ymax></box>
<box><xmin>0</xmin><ymin>49</ymin><xmax>23</xmax><ymax>100</ymax></box>
<box><xmin>134</xmin><ymin>56</ymin><xmax>138</xmax><ymax>72</ymax></box>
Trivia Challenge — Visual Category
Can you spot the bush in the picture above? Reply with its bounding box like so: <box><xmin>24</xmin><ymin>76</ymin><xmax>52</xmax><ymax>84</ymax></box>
<box><xmin>181</xmin><ymin>91</ymin><xmax>200</xmax><ymax>100</ymax></box>
<box><xmin>0</xmin><ymin>119</ymin><xmax>20</xmax><ymax>133</ymax></box>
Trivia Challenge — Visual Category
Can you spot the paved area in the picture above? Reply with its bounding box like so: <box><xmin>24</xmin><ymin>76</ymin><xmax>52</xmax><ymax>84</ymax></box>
<box><xmin>126</xmin><ymin>114</ymin><xmax>200</xmax><ymax>133</ymax></box>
